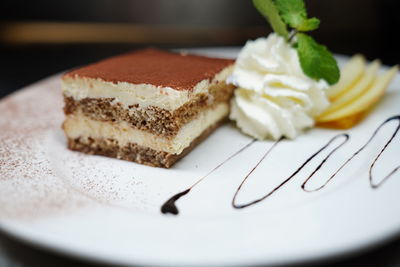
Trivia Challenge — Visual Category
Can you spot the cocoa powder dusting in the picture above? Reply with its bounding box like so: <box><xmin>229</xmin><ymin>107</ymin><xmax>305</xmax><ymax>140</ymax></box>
<box><xmin>64</xmin><ymin>48</ymin><xmax>234</xmax><ymax>91</ymax></box>
<box><xmin>0</xmin><ymin>76</ymin><xmax>148</xmax><ymax>220</ymax></box>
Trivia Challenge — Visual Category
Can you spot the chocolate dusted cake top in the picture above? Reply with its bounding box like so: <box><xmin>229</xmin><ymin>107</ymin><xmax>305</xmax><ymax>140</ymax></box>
<box><xmin>64</xmin><ymin>48</ymin><xmax>235</xmax><ymax>91</ymax></box>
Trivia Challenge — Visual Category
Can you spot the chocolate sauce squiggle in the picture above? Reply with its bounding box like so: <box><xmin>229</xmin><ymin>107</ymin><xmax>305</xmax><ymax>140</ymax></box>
<box><xmin>232</xmin><ymin>134</ymin><xmax>349</xmax><ymax>208</ymax></box>
<box><xmin>303</xmin><ymin>115</ymin><xmax>400</xmax><ymax>190</ymax></box>
<box><xmin>160</xmin><ymin>115</ymin><xmax>400</xmax><ymax>215</ymax></box>
<box><xmin>233</xmin><ymin>115</ymin><xmax>400</xmax><ymax>209</ymax></box>
<box><xmin>161</xmin><ymin>139</ymin><xmax>256</xmax><ymax>215</ymax></box>
<box><xmin>368</xmin><ymin>116</ymin><xmax>400</xmax><ymax>188</ymax></box>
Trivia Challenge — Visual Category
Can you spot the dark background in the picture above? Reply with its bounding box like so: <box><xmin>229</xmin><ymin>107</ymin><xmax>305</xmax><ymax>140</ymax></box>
<box><xmin>1</xmin><ymin>0</ymin><xmax>400</xmax><ymax>266</ymax></box>
<box><xmin>1</xmin><ymin>0</ymin><xmax>399</xmax><ymax>98</ymax></box>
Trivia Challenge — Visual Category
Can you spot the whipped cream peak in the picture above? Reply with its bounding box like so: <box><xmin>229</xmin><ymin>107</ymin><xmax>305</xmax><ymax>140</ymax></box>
<box><xmin>229</xmin><ymin>33</ymin><xmax>330</xmax><ymax>140</ymax></box>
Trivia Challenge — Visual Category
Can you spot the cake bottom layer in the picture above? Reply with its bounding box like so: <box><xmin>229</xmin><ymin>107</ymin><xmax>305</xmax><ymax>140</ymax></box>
<box><xmin>67</xmin><ymin>119</ymin><xmax>224</xmax><ymax>168</ymax></box>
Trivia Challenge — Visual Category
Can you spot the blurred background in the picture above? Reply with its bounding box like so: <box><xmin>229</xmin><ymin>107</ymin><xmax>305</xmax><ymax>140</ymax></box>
<box><xmin>1</xmin><ymin>0</ymin><xmax>399</xmax><ymax>99</ymax></box>
<box><xmin>2</xmin><ymin>0</ymin><xmax>400</xmax><ymax>266</ymax></box>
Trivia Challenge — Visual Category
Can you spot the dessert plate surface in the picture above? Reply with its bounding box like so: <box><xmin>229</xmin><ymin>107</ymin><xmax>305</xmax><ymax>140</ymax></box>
<box><xmin>1</xmin><ymin>48</ymin><xmax>400</xmax><ymax>266</ymax></box>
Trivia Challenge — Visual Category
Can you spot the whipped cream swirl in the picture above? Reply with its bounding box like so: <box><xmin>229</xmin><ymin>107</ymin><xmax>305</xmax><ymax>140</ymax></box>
<box><xmin>228</xmin><ymin>34</ymin><xmax>330</xmax><ymax>140</ymax></box>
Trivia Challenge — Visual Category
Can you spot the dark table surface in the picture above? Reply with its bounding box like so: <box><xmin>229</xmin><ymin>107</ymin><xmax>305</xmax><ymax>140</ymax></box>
<box><xmin>1</xmin><ymin>44</ymin><xmax>400</xmax><ymax>267</ymax></box>
<box><xmin>1</xmin><ymin>229</ymin><xmax>400</xmax><ymax>267</ymax></box>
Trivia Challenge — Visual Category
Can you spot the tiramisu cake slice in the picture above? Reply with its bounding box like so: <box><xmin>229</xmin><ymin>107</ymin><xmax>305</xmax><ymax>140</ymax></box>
<box><xmin>62</xmin><ymin>49</ymin><xmax>234</xmax><ymax>168</ymax></box>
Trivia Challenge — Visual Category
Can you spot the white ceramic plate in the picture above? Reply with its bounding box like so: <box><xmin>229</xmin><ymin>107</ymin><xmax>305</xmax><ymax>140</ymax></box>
<box><xmin>1</xmin><ymin>48</ymin><xmax>400</xmax><ymax>266</ymax></box>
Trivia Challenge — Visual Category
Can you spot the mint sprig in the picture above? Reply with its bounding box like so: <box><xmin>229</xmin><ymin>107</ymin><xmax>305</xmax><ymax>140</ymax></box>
<box><xmin>297</xmin><ymin>34</ymin><xmax>340</xmax><ymax>85</ymax></box>
<box><xmin>275</xmin><ymin>0</ymin><xmax>320</xmax><ymax>32</ymax></box>
<box><xmin>252</xmin><ymin>0</ymin><xmax>340</xmax><ymax>85</ymax></box>
<box><xmin>252</xmin><ymin>0</ymin><xmax>288</xmax><ymax>38</ymax></box>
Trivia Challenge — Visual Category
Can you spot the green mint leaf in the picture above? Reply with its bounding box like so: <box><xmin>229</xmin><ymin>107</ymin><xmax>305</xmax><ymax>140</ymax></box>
<box><xmin>297</xmin><ymin>17</ymin><xmax>320</xmax><ymax>32</ymax></box>
<box><xmin>275</xmin><ymin>0</ymin><xmax>320</xmax><ymax>32</ymax></box>
<box><xmin>296</xmin><ymin>33</ymin><xmax>340</xmax><ymax>85</ymax></box>
<box><xmin>253</xmin><ymin>0</ymin><xmax>289</xmax><ymax>38</ymax></box>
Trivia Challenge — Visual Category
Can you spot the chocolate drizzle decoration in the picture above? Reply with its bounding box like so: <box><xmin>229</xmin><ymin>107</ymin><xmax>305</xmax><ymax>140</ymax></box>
<box><xmin>368</xmin><ymin>115</ymin><xmax>400</xmax><ymax>188</ymax></box>
<box><xmin>233</xmin><ymin>115</ymin><xmax>400</xmax><ymax>209</ymax></box>
<box><xmin>160</xmin><ymin>140</ymin><xmax>256</xmax><ymax>215</ymax></box>
<box><xmin>161</xmin><ymin>189</ymin><xmax>191</xmax><ymax>215</ymax></box>
<box><xmin>232</xmin><ymin>134</ymin><xmax>350</xmax><ymax>208</ymax></box>
<box><xmin>161</xmin><ymin>115</ymin><xmax>400</xmax><ymax>215</ymax></box>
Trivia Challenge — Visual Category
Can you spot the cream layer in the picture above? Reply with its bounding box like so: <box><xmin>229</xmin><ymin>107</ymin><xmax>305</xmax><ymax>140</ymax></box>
<box><xmin>63</xmin><ymin>103</ymin><xmax>228</xmax><ymax>154</ymax></box>
<box><xmin>62</xmin><ymin>66</ymin><xmax>233</xmax><ymax>111</ymax></box>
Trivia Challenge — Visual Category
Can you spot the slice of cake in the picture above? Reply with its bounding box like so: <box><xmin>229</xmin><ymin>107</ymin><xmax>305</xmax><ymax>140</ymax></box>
<box><xmin>62</xmin><ymin>49</ymin><xmax>235</xmax><ymax>168</ymax></box>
